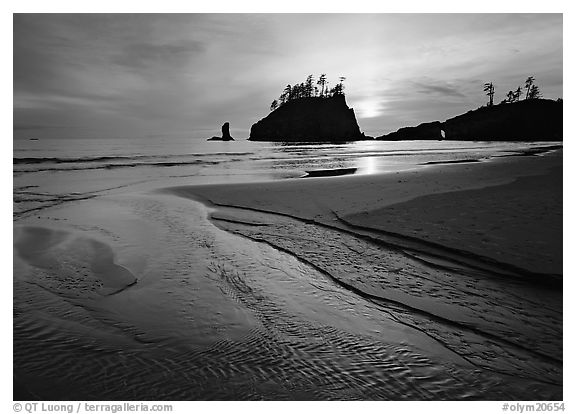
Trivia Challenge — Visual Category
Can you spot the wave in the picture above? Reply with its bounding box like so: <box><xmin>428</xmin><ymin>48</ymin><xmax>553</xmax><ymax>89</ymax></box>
<box><xmin>422</xmin><ymin>159</ymin><xmax>481</xmax><ymax>165</ymax></box>
<box><xmin>14</xmin><ymin>159</ymin><xmax>224</xmax><ymax>173</ymax></box>
<box><xmin>13</xmin><ymin>152</ymin><xmax>255</xmax><ymax>165</ymax></box>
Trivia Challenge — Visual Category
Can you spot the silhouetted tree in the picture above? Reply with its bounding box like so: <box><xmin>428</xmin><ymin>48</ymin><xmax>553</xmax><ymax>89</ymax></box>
<box><xmin>524</xmin><ymin>76</ymin><xmax>535</xmax><ymax>100</ymax></box>
<box><xmin>503</xmin><ymin>87</ymin><xmax>522</xmax><ymax>103</ymax></box>
<box><xmin>282</xmin><ymin>84</ymin><xmax>292</xmax><ymax>102</ymax></box>
<box><xmin>305</xmin><ymin>75</ymin><xmax>314</xmax><ymax>98</ymax></box>
<box><xmin>290</xmin><ymin>84</ymin><xmax>299</xmax><ymax>100</ymax></box>
<box><xmin>339</xmin><ymin>76</ymin><xmax>346</xmax><ymax>90</ymax></box>
<box><xmin>331</xmin><ymin>83</ymin><xmax>344</xmax><ymax>95</ymax></box>
<box><xmin>527</xmin><ymin>84</ymin><xmax>541</xmax><ymax>99</ymax></box>
<box><xmin>483</xmin><ymin>82</ymin><xmax>495</xmax><ymax>106</ymax></box>
<box><xmin>513</xmin><ymin>87</ymin><xmax>522</xmax><ymax>102</ymax></box>
<box><xmin>273</xmin><ymin>74</ymin><xmax>346</xmax><ymax>108</ymax></box>
<box><xmin>317</xmin><ymin>74</ymin><xmax>327</xmax><ymax>97</ymax></box>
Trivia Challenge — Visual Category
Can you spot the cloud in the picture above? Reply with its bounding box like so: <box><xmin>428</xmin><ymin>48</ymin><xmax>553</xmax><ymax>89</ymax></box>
<box><xmin>412</xmin><ymin>79</ymin><xmax>467</xmax><ymax>98</ymax></box>
<box><xmin>13</xmin><ymin>124</ymin><xmax>73</xmax><ymax>131</ymax></box>
<box><xmin>13</xmin><ymin>14</ymin><xmax>562</xmax><ymax>140</ymax></box>
<box><xmin>113</xmin><ymin>41</ymin><xmax>205</xmax><ymax>71</ymax></box>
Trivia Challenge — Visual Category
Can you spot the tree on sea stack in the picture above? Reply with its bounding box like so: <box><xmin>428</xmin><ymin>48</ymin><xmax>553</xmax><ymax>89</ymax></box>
<box><xmin>525</xmin><ymin>76</ymin><xmax>535</xmax><ymax>100</ymax></box>
<box><xmin>305</xmin><ymin>75</ymin><xmax>315</xmax><ymax>97</ymax></box>
<box><xmin>483</xmin><ymin>82</ymin><xmax>495</xmax><ymax>106</ymax></box>
<box><xmin>317</xmin><ymin>74</ymin><xmax>327</xmax><ymax>97</ymax></box>
<box><xmin>503</xmin><ymin>86</ymin><xmax>522</xmax><ymax>104</ymax></box>
<box><xmin>528</xmin><ymin>85</ymin><xmax>542</xmax><ymax>100</ymax></box>
<box><xmin>270</xmin><ymin>74</ymin><xmax>347</xmax><ymax>111</ymax></box>
<box><xmin>514</xmin><ymin>87</ymin><xmax>522</xmax><ymax>102</ymax></box>
<box><xmin>280</xmin><ymin>85</ymin><xmax>291</xmax><ymax>105</ymax></box>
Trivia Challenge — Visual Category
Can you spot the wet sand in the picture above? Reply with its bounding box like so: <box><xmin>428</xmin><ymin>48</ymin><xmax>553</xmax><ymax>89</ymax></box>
<box><xmin>13</xmin><ymin>149</ymin><xmax>563</xmax><ymax>400</ymax></box>
<box><xmin>14</xmin><ymin>226</ymin><xmax>137</xmax><ymax>297</ymax></box>
<box><xmin>168</xmin><ymin>149</ymin><xmax>562</xmax><ymax>278</ymax></box>
<box><xmin>162</xmin><ymin>149</ymin><xmax>563</xmax><ymax>397</ymax></box>
<box><xmin>346</xmin><ymin>166</ymin><xmax>562</xmax><ymax>276</ymax></box>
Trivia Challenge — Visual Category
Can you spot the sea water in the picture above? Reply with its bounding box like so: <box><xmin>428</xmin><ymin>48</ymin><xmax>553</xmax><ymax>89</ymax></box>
<box><xmin>14</xmin><ymin>137</ymin><xmax>560</xmax><ymax>219</ymax></box>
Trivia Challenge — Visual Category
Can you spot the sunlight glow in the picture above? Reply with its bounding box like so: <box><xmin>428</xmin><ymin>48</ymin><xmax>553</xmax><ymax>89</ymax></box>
<box><xmin>355</xmin><ymin>100</ymin><xmax>382</xmax><ymax>119</ymax></box>
<box><xmin>358</xmin><ymin>156</ymin><xmax>379</xmax><ymax>175</ymax></box>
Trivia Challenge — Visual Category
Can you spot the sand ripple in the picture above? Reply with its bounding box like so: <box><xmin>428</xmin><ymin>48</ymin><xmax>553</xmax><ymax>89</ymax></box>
<box><xmin>13</xmin><ymin>193</ymin><xmax>562</xmax><ymax>400</ymax></box>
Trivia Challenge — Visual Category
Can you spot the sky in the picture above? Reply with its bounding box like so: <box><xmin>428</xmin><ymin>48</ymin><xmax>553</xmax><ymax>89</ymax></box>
<box><xmin>13</xmin><ymin>13</ymin><xmax>563</xmax><ymax>140</ymax></box>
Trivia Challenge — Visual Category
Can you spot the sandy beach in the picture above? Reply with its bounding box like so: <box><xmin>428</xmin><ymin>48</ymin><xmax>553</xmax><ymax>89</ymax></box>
<box><xmin>14</xmin><ymin>148</ymin><xmax>563</xmax><ymax>400</ymax></box>
<box><xmin>168</xmin><ymin>149</ymin><xmax>562</xmax><ymax>278</ymax></box>
<box><xmin>162</xmin><ymin>150</ymin><xmax>563</xmax><ymax>397</ymax></box>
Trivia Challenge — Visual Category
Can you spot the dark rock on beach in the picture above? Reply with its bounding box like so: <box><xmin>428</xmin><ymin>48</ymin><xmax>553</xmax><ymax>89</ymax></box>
<box><xmin>378</xmin><ymin>99</ymin><xmax>562</xmax><ymax>141</ymax></box>
<box><xmin>249</xmin><ymin>95</ymin><xmax>366</xmax><ymax>142</ymax></box>
<box><xmin>207</xmin><ymin>122</ymin><xmax>235</xmax><ymax>141</ymax></box>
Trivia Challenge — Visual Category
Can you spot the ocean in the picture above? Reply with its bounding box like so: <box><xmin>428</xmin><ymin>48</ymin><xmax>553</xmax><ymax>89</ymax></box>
<box><xmin>14</xmin><ymin>138</ymin><xmax>560</xmax><ymax>220</ymax></box>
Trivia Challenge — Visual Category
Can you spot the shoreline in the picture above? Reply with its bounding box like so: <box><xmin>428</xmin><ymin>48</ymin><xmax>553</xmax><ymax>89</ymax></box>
<box><xmin>164</xmin><ymin>149</ymin><xmax>562</xmax><ymax>278</ymax></box>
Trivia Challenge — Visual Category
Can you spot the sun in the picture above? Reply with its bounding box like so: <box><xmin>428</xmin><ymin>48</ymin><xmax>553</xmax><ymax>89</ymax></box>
<box><xmin>356</xmin><ymin>99</ymin><xmax>382</xmax><ymax>119</ymax></box>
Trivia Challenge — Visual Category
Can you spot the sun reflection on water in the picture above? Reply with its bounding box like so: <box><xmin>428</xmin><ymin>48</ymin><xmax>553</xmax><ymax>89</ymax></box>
<box><xmin>357</xmin><ymin>156</ymin><xmax>379</xmax><ymax>175</ymax></box>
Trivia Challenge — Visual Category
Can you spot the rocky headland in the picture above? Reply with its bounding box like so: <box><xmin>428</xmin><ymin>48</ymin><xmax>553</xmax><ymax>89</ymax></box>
<box><xmin>378</xmin><ymin>99</ymin><xmax>562</xmax><ymax>141</ymax></box>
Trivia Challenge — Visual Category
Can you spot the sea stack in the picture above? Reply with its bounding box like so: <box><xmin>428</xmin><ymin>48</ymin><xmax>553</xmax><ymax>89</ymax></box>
<box><xmin>207</xmin><ymin>122</ymin><xmax>235</xmax><ymax>141</ymax></box>
<box><xmin>249</xmin><ymin>95</ymin><xmax>365</xmax><ymax>142</ymax></box>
